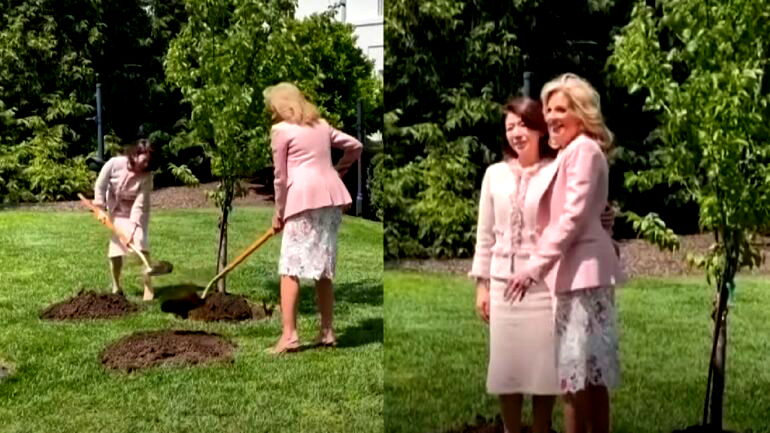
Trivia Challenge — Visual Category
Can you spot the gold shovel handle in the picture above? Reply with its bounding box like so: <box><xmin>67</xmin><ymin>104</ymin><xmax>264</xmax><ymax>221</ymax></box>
<box><xmin>201</xmin><ymin>227</ymin><xmax>276</xmax><ymax>298</ymax></box>
<box><xmin>78</xmin><ymin>193</ymin><xmax>152</xmax><ymax>273</ymax></box>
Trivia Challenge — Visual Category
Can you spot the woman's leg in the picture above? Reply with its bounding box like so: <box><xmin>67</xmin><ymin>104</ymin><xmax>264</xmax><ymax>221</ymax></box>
<box><xmin>587</xmin><ymin>384</ymin><xmax>610</xmax><ymax>433</ymax></box>
<box><xmin>141</xmin><ymin>251</ymin><xmax>153</xmax><ymax>301</ymax></box>
<box><xmin>109</xmin><ymin>256</ymin><xmax>123</xmax><ymax>294</ymax></box>
<box><xmin>499</xmin><ymin>394</ymin><xmax>523</xmax><ymax>433</ymax></box>
<box><xmin>271</xmin><ymin>275</ymin><xmax>301</xmax><ymax>352</ymax></box>
<box><xmin>532</xmin><ymin>395</ymin><xmax>556</xmax><ymax>433</ymax></box>
<box><xmin>563</xmin><ymin>391</ymin><xmax>589</xmax><ymax>433</ymax></box>
<box><xmin>314</xmin><ymin>277</ymin><xmax>335</xmax><ymax>344</ymax></box>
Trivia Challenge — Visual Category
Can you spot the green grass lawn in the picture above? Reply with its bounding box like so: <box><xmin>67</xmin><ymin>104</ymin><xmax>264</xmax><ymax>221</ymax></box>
<box><xmin>0</xmin><ymin>207</ymin><xmax>383</xmax><ymax>433</ymax></box>
<box><xmin>385</xmin><ymin>271</ymin><xmax>770</xmax><ymax>433</ymax></box>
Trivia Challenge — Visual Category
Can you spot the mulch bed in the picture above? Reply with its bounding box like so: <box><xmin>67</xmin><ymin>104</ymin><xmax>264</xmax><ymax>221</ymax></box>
<box><xmin>101</xmin><ymin>330</ymin><xmax>236</xmax><ymax>372</ymax></box>
<box><xmin>40</xmin><ymin>291</ymin><xmax>139</xmax><ymax>320</ymax></box>
<box><xmin>389</xmin><ymin>235</ymin><xmax>770</xmax><ymax>278</ymax></box>
<box><xmin>161</xmin><ymin>291</ymin><xmax>273</xmax><ymax>321</ymax></box>
<box><xmin>5</xmin><ymin>182</ymin><xmax>272</xmax><ymax>212</ymax></box>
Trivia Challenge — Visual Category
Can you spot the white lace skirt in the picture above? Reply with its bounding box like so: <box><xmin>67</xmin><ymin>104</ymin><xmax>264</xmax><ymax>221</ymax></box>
<box><xmin>554</xmin><ymin>286</ymin><xmax>620</xmax><ymax>393</ymax></box>
<box><xmin>278</xmin><ymin>206</ymin><xmax>342</xmax><ymax>280</ymax></box>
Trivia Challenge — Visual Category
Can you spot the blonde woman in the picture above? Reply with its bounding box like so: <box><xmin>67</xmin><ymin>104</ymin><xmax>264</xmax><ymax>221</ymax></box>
<box><xmin>263</xmin><ymin>82</ymin><xmax>363</xmax><ymax>354</ymax></box>
<box><xmin>507</xmin><ymin>73</ymin><xmax>625</xmax><ymax>433</ymax></box>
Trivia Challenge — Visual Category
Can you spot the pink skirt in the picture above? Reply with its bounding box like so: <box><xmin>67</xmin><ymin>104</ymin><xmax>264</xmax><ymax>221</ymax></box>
<box><xmin>487</xmin><ymin>277</ymin><xmax>560</xmax><ymax>395</ymax></box>
<box><xmin>108</xmin><ymin>216</ymin><xmax>148</xmax><ymax>257</ymax></box>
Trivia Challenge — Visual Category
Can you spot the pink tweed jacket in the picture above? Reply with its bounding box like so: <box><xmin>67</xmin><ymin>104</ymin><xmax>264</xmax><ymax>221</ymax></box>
<box><xmin>92</xmin><ymin>155</ymin><xmax>152</xmax><ymax>239</ymax></box>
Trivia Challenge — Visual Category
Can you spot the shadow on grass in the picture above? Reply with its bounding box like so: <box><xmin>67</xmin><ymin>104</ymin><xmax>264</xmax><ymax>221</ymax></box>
<box><xmin>337</xmin><ymin>317</ymin><xmax>383</xmax><ymax>348</ymax></box>
<box><xmin>256</xmin><ymin>279</ymin><xmax>382</xmax><ymax>315</ymax></box>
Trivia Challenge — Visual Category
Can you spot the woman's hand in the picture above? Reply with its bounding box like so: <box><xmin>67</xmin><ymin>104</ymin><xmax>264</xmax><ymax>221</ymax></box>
<box><xmin>601</xmin><ymin>202</ymin><xmax>617</xmax><ymax>233</ymax></box>
<box><xmin>505</xmin><ymin>273</ymin><xmax>535</xmax><ymax>303</ymax></box>
<box><xmin>475</xmin><ymin>282</ymin><xmax>490</xmax><ymax>323</ymax></box>
<box><xmin>272</xmin><ymin>213</ymin><xmax>284</xmax><ymax>233</ymax></box>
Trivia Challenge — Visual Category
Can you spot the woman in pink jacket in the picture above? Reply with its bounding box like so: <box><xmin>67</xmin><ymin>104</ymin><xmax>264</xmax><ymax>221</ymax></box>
<box><xmin>470</xmin><ymin>96</ymin><xmax>560</xmax><ymax>433</ymax></box>
<box><xmin>93</xmin><ymin>139</ymin><xmax>155</xmax><ymax>301</ymax></box>
<box><xmin>263</xmin><ymin>83</ymin><xmax>363</xmax><ymax>354</ymax></box>
<box><xmin>508</xmin><ymin>73</ymin><xmax>625</xmax><ymax>433</ymax></box>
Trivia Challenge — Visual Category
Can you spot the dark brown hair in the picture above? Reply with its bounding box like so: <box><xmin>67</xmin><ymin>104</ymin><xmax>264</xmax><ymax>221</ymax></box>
<box><xmin>126</xmin><ymin>138</ymin><xmax>156</xmax><ymax>173</ymax></box>
<box><xmin>501</xmin><ymin>96</ymin><xmax>556</xmax><ymax>160</ymax></box>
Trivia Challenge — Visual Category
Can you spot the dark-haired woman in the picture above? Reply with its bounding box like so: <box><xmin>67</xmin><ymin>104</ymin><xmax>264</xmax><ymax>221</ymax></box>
<box><xmin>93</xmin><ymin>139</ymin><xmax>156</xmax><ymax>300</ymax></box>
<box><xmin>469</xmin><ymin>96</ymin><xmax>560</xmax><ymax>433</ymax></box>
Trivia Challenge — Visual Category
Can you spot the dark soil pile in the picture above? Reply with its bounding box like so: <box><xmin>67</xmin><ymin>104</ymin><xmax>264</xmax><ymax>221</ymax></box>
<box><xmin>186</xmin><ymin>292</ymin><xmax>272</xmax><ymax>322</ymax></box>
<box><xmin>40</xmin><ymin>291</ymin><xmax>139</xmax><ymax>320</ymax></box>
<box><xmin>101</xmin><ymin>330</ymin><xmax>235</xmax><ymax>371</ymax></box>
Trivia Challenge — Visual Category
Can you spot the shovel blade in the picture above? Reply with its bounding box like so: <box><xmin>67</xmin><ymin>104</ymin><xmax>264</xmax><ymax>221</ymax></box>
<box><xmin>146</xmin><ymin>261</ymin><xmax>173</xmax><ymax>276</ymax></box>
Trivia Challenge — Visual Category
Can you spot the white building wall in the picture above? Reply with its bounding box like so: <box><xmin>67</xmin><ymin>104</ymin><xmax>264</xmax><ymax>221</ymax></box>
<box><xmin>295</xmin><ymin>0</ymin><xmax>384</xmax><ymax>75</ymax></box>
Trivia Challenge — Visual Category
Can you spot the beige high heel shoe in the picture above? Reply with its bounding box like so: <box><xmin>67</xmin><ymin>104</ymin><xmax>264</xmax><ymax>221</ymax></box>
<box><xmin>267</xmin><ymin>338</ymin><xmax>301</xmax><ymax>355</ymax></box>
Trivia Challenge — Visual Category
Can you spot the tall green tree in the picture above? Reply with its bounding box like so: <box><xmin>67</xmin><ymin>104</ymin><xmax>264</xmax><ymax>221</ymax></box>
<box><xmin>165</xmin><ymin>0</ymin><xmax>380</xmax><ymax>291</ymax></box>
<box><xmin>610</xmin><ymin>0</ymin><xmax>770</xmax><ymax>429</ymax></box>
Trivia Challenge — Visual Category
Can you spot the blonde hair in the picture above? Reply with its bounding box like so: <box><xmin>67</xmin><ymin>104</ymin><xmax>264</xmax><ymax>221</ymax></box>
<box><xmin>540</xmin><ymin>73</ymin><xmax>614</xmax><ymax>151</ymax></box>
<box><xmin>263</xmin><ymin>82</ymin><xmax>320</xmax><ymax>125</ymax></box>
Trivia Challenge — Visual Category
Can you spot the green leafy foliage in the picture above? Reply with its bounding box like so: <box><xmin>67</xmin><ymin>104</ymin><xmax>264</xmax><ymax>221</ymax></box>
<box><xmin>0</xmin><ymin>0</ymin><xmax>100</xmax><ymax>202</ymax></box>
<box><xmin>385</xmin><ymin>0</ymin><xmax>643</xmax><ymax>258</ymax></box>
<box><xmin>620</xmin><ymin>210</ymin><xmax>680</xmax><ymax>252</ymax></box>
<box><xmin>0</xmin><ymin>0</ymin><xmax>192</xmax><ymax>202</ymax></box>
<box><xmin>609</xmin><ymin>0</ymin><xmax>770</xmax><ymax>285</ymax></box>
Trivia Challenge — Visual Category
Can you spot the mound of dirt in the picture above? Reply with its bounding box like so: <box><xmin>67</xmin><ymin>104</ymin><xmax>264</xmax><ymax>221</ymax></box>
<box><xmin>40</xmin><ymin>291</ymin><xmax>139</xmax><ymax>320</ymax></box>
<box><xmin>185</xmin><ymin>292</ymin><xmax>272</xmax><ymax>322</ymax></box>
<box><xmin>101</xmin><ymin>330</ymin><xmax>236</xmax><ymax>371</ymax></box>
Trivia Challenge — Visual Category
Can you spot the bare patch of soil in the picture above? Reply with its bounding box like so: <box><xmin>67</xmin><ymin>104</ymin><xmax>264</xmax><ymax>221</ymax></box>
<box><xmin>40</xmin><ymin>291</ymin><xmax>139</xmax><ymax>320</ymax></box>
<box><xmin>101</xmin><ymin>330</ymin><xmax>235</xmax><ymax>372</ymax></box>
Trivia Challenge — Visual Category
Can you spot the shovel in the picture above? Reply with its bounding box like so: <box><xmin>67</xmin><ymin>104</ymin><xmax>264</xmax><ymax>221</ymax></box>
<box><xmin>78</xmin><ymin>193</ymin><xmax>173</xmax><ymax>277</ymax></box>
<box><xmin>200</xmin><ymin>227</ymin><xmax>276</xmax><ymax>298</ymax></box>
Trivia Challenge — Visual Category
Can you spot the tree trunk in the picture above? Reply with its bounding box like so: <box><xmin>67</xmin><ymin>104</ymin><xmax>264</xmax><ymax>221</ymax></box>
<box><xmin>709</xmin><ymin>289</ymin><xmax>729</xmax><ymax>431</ymax></box>
<box><xmin>216</xmin><ymin>207</ymin><xmax>228</xmax><ymax>293</ymax></box>
<box><xmin>215</xmin><ymin>179</ymin><xmax>234</xmax><ymax>294</ymax></box>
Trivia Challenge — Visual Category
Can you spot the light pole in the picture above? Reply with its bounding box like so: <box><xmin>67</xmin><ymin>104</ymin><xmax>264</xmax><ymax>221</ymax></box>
<box><xmin>86</xmin><ymin>79</ymin><xmax>105</xmax><ymax>171</ymax></box>
<box><xmin>522</xmin><ymin>71</ymin><xmax>532</xmax><ymax>98</ymax></box>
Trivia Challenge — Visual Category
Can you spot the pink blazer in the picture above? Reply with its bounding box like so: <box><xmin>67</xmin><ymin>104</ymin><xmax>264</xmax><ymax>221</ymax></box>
<box><xmin>520</xmin><ymin>134</ymin><xmax>625</xmax><ymax>294</ymax></box>
<box><xmin>271</xmin><ymin>119</ymin><xmax>363</xmax><ymax>220</ymax></box>
<box><xmin>93</xmin><ymin>155</ymin><xmax>153</xmax><ymax>238</ymax></box>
